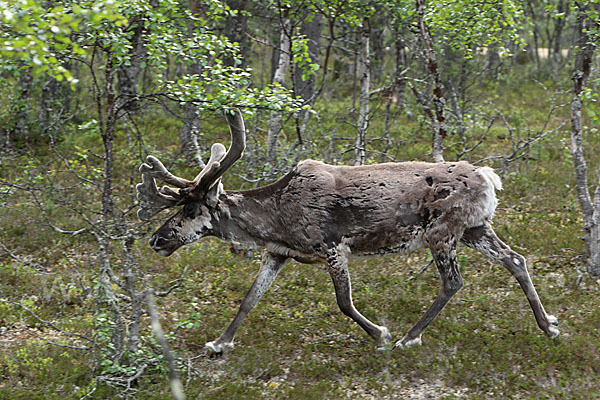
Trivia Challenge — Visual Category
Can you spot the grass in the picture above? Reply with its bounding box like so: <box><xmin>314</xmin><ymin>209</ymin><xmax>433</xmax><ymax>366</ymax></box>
<box><xmin>113</xmin><ymin>237</ymin><xmax>599</xmax><ymax>399</ymax></box>
<box><xmin>1</xmin><ymin>74</ymin><xmax>600</xmax><ymax>399</ymax></box>
<box><xmin>3</xmin><ymin>215</ymin><xmax>599</xmax><ymax>399</ymax></box>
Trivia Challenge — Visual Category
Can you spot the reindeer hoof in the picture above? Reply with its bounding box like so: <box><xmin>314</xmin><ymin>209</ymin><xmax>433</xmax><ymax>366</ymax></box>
<box><xmin>375</xmin><ymin>327</ymin><xmax>393</xmax><ymax>352</ymax></box>
<box><xmin>393</xmin><ymin>335</ymin><xmax>422</xmax><ymax>350</ymax></box>
<box><xmin>205</xmin><ymin>340</ymin><xmax>234</xmax><ymax>355</ymax></box>
<box><xmin>544</xmin><ymin>315</ymin><xmax>560</xmax><ymax>338</ymax></box>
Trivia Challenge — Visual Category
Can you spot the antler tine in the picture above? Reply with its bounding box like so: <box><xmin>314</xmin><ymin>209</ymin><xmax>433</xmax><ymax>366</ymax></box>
<box><xmin>191</xmin><ymin>109</ymin><xmax>246</xmax><ymax>196</ymax></box>
<box><xmin>136</xmin><ymin>109</ymin><xmax>245</xmax><ymax>218</ymax></box>
<box><xmin>140</xmin><ymin>156</ymin><xmax>192</xmax><ymax>188</ymax></box>
<box><xmin>136</xmin><ymin>156</ymin><xmax>192</xmax><ymax>221</ymax></box>
<box><xmin>136</xmin><ymin>175</ymin><xmax>177</xmax><ymax>221</ymax></box>
<box><xmin>190</xmin><ymin>143</ymin><xmax>227</xmax><ymax>188</ymax></box>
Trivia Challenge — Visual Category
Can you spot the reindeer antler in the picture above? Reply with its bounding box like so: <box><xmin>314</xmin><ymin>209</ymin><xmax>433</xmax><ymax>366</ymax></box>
<box><xmin>136</xmin><ymin>109</ymin><xmax>246</xmax><ymax>220</ymax></box>
<box><xmin>136</xmin><ymin>156</ymin><xmax>188</xmax><ymax>221</ymax></box>
<box><xmin>190</xmin><ymin>109</ymin><xmax>246</xmax><ymax>198</ymax></box>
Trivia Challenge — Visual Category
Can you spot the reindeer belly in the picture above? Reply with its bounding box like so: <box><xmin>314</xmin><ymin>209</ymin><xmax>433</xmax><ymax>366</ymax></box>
<box><xmin>355</xmin><ymin>238</ymin><xmax>426</xmax><ymax>257</ymax></box>
<box><xmin>348</xmin><ymin>224</ymin><xmax>427</xmax><ymax>257</ymax></box>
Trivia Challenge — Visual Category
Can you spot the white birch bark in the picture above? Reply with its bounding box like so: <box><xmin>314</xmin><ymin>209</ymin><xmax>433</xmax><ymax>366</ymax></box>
<box><xmin>179</xmin><ymin>99</ymin><xmax>204</xmax><ymax>168</ymax></box>
<box><xmin>179</xmin><ymin>0</ymin><xmax>205</xmax><ymax>167</ymax></box>
<box><xmin>570</xmin><ymin>2</ymin><xmax>600</xmax><ymax>278</ymax></box>
<box><xmin>267</xmin><ymin>17</ymin><xmax>291</xmax><ymax>165</ymax></box>
<box><xmin>416</xmin><ymin>0</ymin><xmax>445</xmax><ymax>163</ymax></box>
<box><xmin>354</xmin><ymin>18</ymin><xmax>370</xmax><ymax>166</ymax></box>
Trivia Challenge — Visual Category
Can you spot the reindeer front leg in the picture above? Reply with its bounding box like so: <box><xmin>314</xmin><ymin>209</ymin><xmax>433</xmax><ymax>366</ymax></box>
<box><xmin>395</xmin><ymin>235</ymin><xmax>463</xmax><ymax>349</ymax></box>
<box><xmin>205</xmin><ymin>251</ymin><xmax>288</xmax><ymax>354</ymax></box>
<box><xmin>326</xmin><ymin>245</ymin><xmax>393</xmax><ymax>350</ymax></box>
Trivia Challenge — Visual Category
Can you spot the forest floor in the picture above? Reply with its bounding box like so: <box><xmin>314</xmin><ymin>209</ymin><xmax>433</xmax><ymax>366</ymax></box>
<box><xmin>1</xmin><ymin>79</ymin><xmax>600</xmax><ymax>399</ymax></box>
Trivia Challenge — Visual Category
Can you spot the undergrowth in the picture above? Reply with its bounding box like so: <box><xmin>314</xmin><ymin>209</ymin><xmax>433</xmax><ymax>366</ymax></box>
<box><xmin>1</xmin><ymin>77</ymin><xmax>599</xmax><ymax>399</ymax></box>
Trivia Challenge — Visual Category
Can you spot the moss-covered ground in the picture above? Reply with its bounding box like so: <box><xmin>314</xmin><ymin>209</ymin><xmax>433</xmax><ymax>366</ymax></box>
<box><xmin>1</xmin><ymin>77</ymin><xmax>599</xmax><ymax>399</ymax></box>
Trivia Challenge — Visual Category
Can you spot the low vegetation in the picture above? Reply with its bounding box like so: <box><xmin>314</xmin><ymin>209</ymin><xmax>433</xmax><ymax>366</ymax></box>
<box><xmin>1</xmin><ymin>73</ymin><xmax>599</xmax><ymax>399</ymax></box>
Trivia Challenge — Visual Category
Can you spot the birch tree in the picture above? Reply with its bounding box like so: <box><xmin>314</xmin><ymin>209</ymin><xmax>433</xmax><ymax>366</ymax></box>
<box><xmin>179</xmin><ymin>0</ymin><xmax>249</xmax><ymax>165</ymax></box>
<box><xmin>407</xmin><ymin>0</ymin><xmax>524</xmax><ymax>163</ymax></box>
<box><xmin>569</xmin><ymin>0</ymin><xmax>600</xmax><ymax>278</ymax></box>
<box><xmin>116</xmin><ymin>13</ymin><xmax>146</xmax><ymax>112</ymax></box>
<box><xmin>292</xmin><ymin>12</ymin><xmax>322</xmax><ymax>140</ymax></box>
<box><xmin>267</xmin><ymin>10</ymin><xmax>292</xmax><ymax>165</ymax></box>
<box><xmin>6</xmin><ymin>67</ymin><xmax>33</xmax><ymax>147</ymax></box>
<box><xmin>354</xmin><ymin>17</ymin><xmax>371</xmax><ymax>165</ymax></box>
<box><xmin>179</xmin><ymin>0</ymin><xmax>205</xmax><ymax>165</ymax></box>
<box><xmin>416</xmin><ymin>0</ymin><xmax>446</xmax><ymax>162</ymax></box>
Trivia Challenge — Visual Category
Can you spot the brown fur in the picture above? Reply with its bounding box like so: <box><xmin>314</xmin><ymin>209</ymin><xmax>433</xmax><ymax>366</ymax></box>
<box><xmin>144</xmin><ymin>158</ymin><xmax>559</xmax><ymax>352</ymax></box>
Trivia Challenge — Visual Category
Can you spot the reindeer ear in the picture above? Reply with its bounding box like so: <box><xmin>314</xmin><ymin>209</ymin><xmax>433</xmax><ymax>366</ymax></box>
<box><xmin>205</xmin><ymin>178</ymin><xmax>224</xmax><ymax>208</ymax></box>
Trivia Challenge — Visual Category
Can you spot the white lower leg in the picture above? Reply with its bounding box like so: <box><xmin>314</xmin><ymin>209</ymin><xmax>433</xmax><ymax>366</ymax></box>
<box><xmin>393</xmin><ymin>334</ymin><xmax>422</xmax><ymax>349</ymax></box>
<box><xmin>205</xmin><ymin>340</ymin><xmax>235</xmax><ymax>354</ymax></box>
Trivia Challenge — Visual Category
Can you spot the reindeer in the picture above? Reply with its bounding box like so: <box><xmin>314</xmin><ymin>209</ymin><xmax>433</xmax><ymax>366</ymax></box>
<box><xmin>136</xmin><ymin>109</ymin><xmax>559</xmax><ymax>353</ymax></box>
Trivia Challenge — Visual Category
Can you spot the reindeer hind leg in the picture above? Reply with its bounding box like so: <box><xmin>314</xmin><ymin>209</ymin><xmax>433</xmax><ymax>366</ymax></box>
<box><xmin>461</xmin><ymin>223</ymin><xmax>559</xmax><ymax>338</ymax></box>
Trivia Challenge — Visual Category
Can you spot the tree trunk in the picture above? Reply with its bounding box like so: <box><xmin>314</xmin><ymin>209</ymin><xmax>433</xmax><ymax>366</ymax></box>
<box><xmin>394</xmin><ymin>30</ymin><xmax>408</xmax><ymax>110</ymax></box>
<box><xmin>6</xmin><ymin>67</ymin><xmax>33</xmax><ymax>147</ymax></box>
<box><xmin>179</xmin><ymin>0</ymin><xmax>205</xmax><ymax>166</ymax></box>
<box><xmin>97</xmin><ymin>237</ymin><xmax>125</xmax><ymax>360</ymax></box>
<box><xmin>179</xmin><ymin>95</ymin><xmax>204</xmax><ymax>167</ymax></box>
<box><xmin>369</xmin><ymin>8</ymin><xmax>386</xmax><ymax>85</ymax></box>
<box><xmin>551</xmin><ymin>0</ymin><xmax>569</xmax><ymax>82</ymax></box>
<box><xmin>266</xmin><ymin>15</ymin><xmax>291</xmax><ymax>165</ymax></box>
<box><xmin>570</xmin><ymin>2</ymin><xmax>600</xmax><ymax>278</ymax></box>
<box><xmin>39</xmin><ymin>76</ymin><xmax>60</xmax><ymax>136</ymax></box>
<box><xmin>117</xmin><ymin>15</ymin><xmax>145</xmax><ymax>112</ymax></box>
<box><xmin>381</xmin><ymin>86</ymin><xmax>394</xmax><ymax>163</ymax></box>
<box><xmin>416</xmin><ymin>0</ymin><xmax>445</xmax><ymax>163</ymax></box>
<box><xmin>293</xmin><ymin>13</ymin><xmax>321</xmax><ymax>103</ymax></box>
<box><xmin>102</xmin><ymin>55</ymin><xmax>117</xmax><ymax>223</ymax></box>
<box><xmin>354</xmin><ymin>18</ymin><xmax>370</xmax><ymax>166</ymax></box>
<box><xmin>98</xmin><ymin>51</ymin><xmax>124</xmax><ymax>358</ymax></box>
<box><xmin>179</xmin><ymin>0</ymin><xmax>248</xmax><ymax>165</ymax></box>
<box><xmin>293</xmin><ymin>13</ymin><xmax>322</xmax><ymax>142</ymax></box>
<box><xmin>39</xmin><ymin>60</ymin><xmax>72</xmax><ymax>137</ymax></box>
<box><xmin>381</xmin><ymin>29</ymin><xmax>408</xmax><ymax>163</ymax></box>
<box><xmin>526</xmin><ymin>1</ymin><xmax>542</xmax><ymax>75</ymax></box>
<box><xmin>224</xmin><ymin>0</ymin><xmax>249</xmax><ymax>67</ymax></box>
<box><xmin>486</xmin><ymin>44</ymin><xmax>501</xmax><ymax>79</ymax></box>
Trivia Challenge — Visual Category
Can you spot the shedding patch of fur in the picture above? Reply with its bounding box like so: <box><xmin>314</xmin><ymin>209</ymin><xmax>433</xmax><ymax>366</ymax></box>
<box><xmin>463</xmin><ymin>166</ymin><xmax>502</xmax><ymax>228</ymax></box>
<box><xmin>477</xmin><ymin>166</ymin><xmax>503</xmax><ymax>191</ymax></box>
<box><xmin>146</xmin><ymin>158</ymin><xmax>559</xmax><ymax>353</ymax></box>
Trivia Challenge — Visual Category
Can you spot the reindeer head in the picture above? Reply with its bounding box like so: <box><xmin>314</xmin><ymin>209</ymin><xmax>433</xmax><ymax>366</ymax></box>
<box><xmin>136</xmin><ymin>110</ymin><xmax>246</xmax><ymax>256</ymax></box>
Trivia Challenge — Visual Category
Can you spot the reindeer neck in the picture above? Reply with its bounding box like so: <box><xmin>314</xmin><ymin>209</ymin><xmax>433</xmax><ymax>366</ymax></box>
<box><xmin>211</xmin><ymin>188</ymin><xmax>281</xmax><ymax>246</ymax></box>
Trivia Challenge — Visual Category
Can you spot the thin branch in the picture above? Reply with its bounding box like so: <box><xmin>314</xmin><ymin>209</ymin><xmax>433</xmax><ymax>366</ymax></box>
<box><xmin>0</xmin><ymin>299</ymin><xmax>96</xmax><ymax>347</ymax></box>
<box><xmin>153</xmin><ymin>266</ymin><xmax>187</xmax><ymax>297</ymax></box>
<box><xmin>146</xmin><ymin>292</ymin><xmax>186</xmax><ymax>400</ymax></box>
<box><xmin>0</xmin><ymin>240</ymin><xmax>49</xmax><ymax>272</ymax></box>
<box><xmin>406</xmin><ymin>259</ymin><xmax>434</xmax><ymax>282</ymax></box>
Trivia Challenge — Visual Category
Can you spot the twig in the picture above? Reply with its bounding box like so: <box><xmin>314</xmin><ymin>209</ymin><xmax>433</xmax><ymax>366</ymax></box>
<box><xmin>406</xmin><ymin>259</ymin><xmax>434</xmax><ymax>282</ymax></box>
<box><xmin>0</xmin><ymin>299</ymin><xmax>96</xmax><ymax>347</ymax></box>
<box><xmin>146</xmin><ymin>292</ymin><xmax>186</xmax><ymax>400</ymax></box>
<box><xmin>78</xmin><ymin>378</ymin><xmax>98</xmax><ymax>400</ymax></box>
<box><xmin>154</xmin><ymin>267</ymin><xmax>187</xmax><ymax>297</ymax></box>
<box><xmin>576</xmin><ymin>268</ymin><xmax>584</xmax><ymax>288</ymax></box>
<box><xmin>0</xmin><ymin>240</ymin><xmax>49</xmax><ymax>273</ymax></box>
<box><xmin>23</xmin><ymin>327</ymin><xmax>94</xmax><ymax>350</ymax></box>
